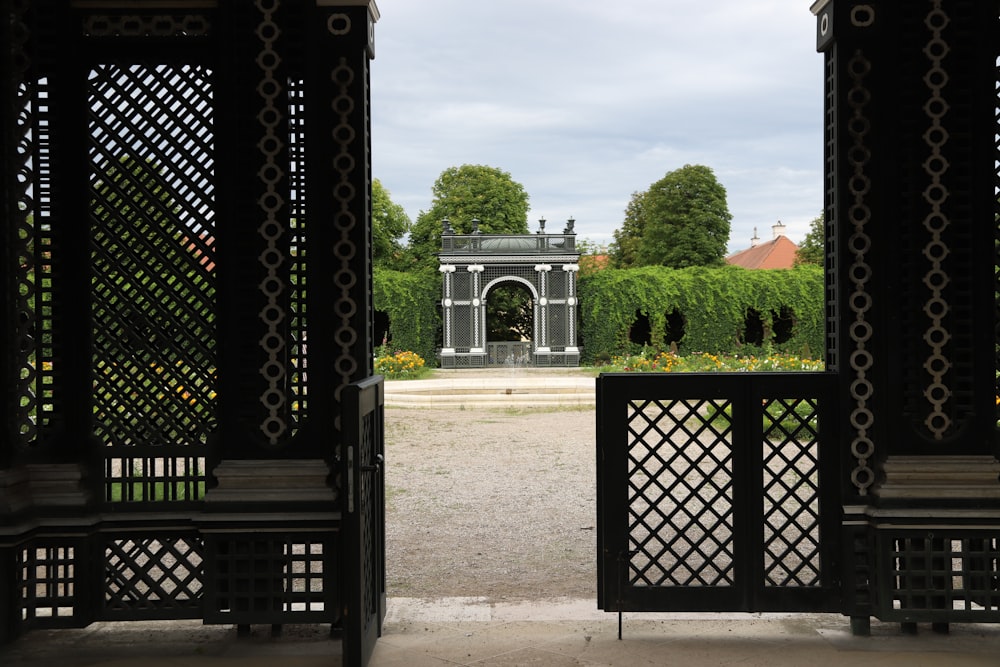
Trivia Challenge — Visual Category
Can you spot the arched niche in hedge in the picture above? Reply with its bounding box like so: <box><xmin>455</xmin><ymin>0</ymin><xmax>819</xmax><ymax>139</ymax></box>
<box><xmin>629</xmin><ymin>310</ymin><xmax>652</xmax><ymax>347</ymax></box>
<box><xmin>665</xmin><ymin>308</ymin><xmax>686</xmax><ymax>350</ymax></box>
<box><xmin>577</xmin><ymin>265</ymin><xmax>823</xmax><ymax>362</ymax></box>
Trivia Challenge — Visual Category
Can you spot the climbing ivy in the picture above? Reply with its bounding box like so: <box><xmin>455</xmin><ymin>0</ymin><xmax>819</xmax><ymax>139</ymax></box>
<box><xmin>577</xmin><ymin>265</ymin><xmax>824</xmax><ymax>362</ymax></box>
<box><xmin>376</xmin><ymin>264</ymin><xmax>824</xmax><ymax>367</ymax></box>
<box><xmin>373</xmin><ymin>267</ymin><xmax>440</xmax><ymax>364</ymax></box>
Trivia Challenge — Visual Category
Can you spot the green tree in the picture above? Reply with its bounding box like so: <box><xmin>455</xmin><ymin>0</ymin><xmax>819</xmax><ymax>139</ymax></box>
<box><xmin>372</xmin><ymin>179</ymin><xmax>411</xmax><ymax>268</ymax></box>
<box><xmin>609</xmin><ymin>190</ymin><xmax>646</xmax><ymax>268</ymax></box>
<box><xmin>794</xmin><ymin>212</ymin><xmax>825</xmax><ymax>266</ymax></box>
<box><xmin>613</xmin><ymin>164</ymin><xmax>732</xmax><ymax>269</ymax></box>
<box><xmin>406</xmin><ymin>164</ymin><xmax>530</xmax><ymax>268</ymax></box>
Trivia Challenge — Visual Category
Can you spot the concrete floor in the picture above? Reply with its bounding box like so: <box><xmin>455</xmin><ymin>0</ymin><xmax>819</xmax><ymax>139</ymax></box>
<box><xmin>2</xmin><ymin>597</ymin><xmax>998</xmax><ymax>666</ymax></box>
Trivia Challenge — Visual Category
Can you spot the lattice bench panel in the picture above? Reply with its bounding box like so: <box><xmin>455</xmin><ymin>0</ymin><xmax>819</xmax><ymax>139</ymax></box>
<box><xmin>17</xmin><ymin>541</ymin><xmax>81</xmax><ymax>629</ymax></box>
<box><xmin>204</xmin><ymin>533</ymin><xmax>337</xmax><ymax>625</ymax></box>
<box><xmin>102</xmin><ymin>534</ymin><xmax>204</xmax><ymax>619</ymax></box>
<box><xmin>877</xmin><ymin>530</ymin><xmax>1000</xmax><ymax>623</ymax></box>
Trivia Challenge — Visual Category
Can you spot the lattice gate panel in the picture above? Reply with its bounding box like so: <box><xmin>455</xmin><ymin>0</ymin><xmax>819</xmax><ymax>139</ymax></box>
<box><xmin>87</xmin><ymin>62</ymin><xmax>215</xmax><ymax>503</ymax></box>
<box><xmin>762</xmin><ymin>397</ymin><xmax>822</xmax><ymax>588</ymax></box>
<box><xmin>599</xmin><ymin>373</ymin><xmax>838</xmax><ymax>613</ymax></box>
<box><xmin>626</xmin><ymin>398</ymin><xmax>736</xmax><ymax>587</ymax></box>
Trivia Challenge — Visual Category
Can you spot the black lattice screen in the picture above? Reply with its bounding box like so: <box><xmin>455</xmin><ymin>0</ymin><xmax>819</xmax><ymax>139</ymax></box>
<box><xmin>762</xmin><ymin>398</ymin><xmax>822</xmax><ymax>587</ymax></box>
<box><xmin>599</xmin><ymin>373</ymin><xmax>836</xmax><ymax>613</ymax></box>
<box><xmin>358</xmin><ymin>403</ymin><xmax>383</xmax><ymax>625</ymax></box>
<box><xmin>207</xmin><ymin>534</ymin><xmax>335</xmax><ymax>623</ymax></box>
<box><xmin>287</xmin><ymin>79</ymin><xmax>309</xmax><ymax>427</ymax></box>
<box><xmin>3</xmin><ymin>0</ymin><xmax>379</xmax><ymax>646</ymax></box>
<box><xmin>104</xmin><ymin>535</ymin><xmax>204</xmax><ymax>617</ymax></box>
<box><xmin>626</xmin><ymin>398</ymin><xmax>736</xmax><ymax>587</ymax></box>
<box><xmin>88</xmin><ymin>62</ymin><xmax>215</xmax><ymax>503</ymax></box>
<box><xmin>14</xmin><ymin>71</ymin><xmax>57</xmax><ymax>450</ymax></box>
<box><xmin>18</xmin><ymin>542</ymin><xmax>78</xmax><ymax>628</ymax></box>
<box><xmin>879</xmin><ymin>532</ymin><xmax>1000</xmax><ymax>622</ymax></box>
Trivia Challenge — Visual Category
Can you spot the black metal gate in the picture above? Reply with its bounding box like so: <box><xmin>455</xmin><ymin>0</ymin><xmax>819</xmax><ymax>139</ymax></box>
<box><xmin>597</xmin><ymin>372</ymin><xmax>841</xmax><ymax>614</ymax></box>
<box><xmin>343</xmin><ymin>376</ymin><xmax>386</xmax><ymax>666</ymax></box>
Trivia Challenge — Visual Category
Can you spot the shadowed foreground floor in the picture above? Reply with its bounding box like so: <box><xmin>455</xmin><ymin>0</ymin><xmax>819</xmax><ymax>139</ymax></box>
<box><xmin>2</xmin><ymin>598</ymin><xmax>999</xmax><ymax>667</ymax></box>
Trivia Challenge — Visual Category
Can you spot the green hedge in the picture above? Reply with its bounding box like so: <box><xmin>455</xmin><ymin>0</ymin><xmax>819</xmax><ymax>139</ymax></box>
<box><xmin>373</xmin><ymin>267</ymin><xmax>440</xmax><ymax>365</ymax></box>
<box><xmin>374</xmin><ymin>264</ymin><xmax>825</xmax><ymax>366</ymax></box>
<box><xmin>577</xmin><ymin>265</ymin><xmax>824</xmax><ymax>362</ymax></box>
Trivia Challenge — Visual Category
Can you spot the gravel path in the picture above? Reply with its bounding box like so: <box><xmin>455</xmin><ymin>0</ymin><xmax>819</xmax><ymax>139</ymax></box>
<box><xmin>384</xmin><ymin>404</ymin><xmax>597</xmax><ymax>603</ymax></box>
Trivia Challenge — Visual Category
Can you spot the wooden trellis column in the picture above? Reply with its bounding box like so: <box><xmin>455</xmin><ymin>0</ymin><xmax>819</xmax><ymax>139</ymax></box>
<box><xmin>814</xmin><ymin>0</ymin><xmax>1000</xmax><ymax>632</ymax></box>
<box><xmin>0</xmin><ymin>1</ymin><xmax>382</xmax><ymax>654</ymax></box>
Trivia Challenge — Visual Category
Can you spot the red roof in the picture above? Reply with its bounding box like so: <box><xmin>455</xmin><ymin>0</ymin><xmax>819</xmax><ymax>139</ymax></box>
<box><xmin>725</xmin><ymin>235</ymin><xmax>798</xmax><ymax>270</ymax></box>
<box><xmin>579</xmin><ymin>253</ymin><xmax>610</xmax><ymax>275</ymax></box>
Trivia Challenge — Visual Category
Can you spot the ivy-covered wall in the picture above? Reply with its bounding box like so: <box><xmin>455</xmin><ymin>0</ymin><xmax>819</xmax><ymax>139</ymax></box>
<box><xmin>375</xmin><ymin>264</ymin><xmax>825</xmax><ymax>367</ymax></box>
<box><xmin>373</xmin><ymin>267</ymin><xmax>440</xmax><ymax>363</ymax></box>
<box><xmin>577</xmin><ymin>265</ymin><xmax>824</xmax><ymax>361</ymax></box>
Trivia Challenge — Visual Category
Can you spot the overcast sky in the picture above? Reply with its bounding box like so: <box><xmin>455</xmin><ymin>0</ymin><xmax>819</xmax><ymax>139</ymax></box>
<box><xmin>370</xmin><ymin>1</ymin><xmax>824</xmax><ymax>254</ymax></box>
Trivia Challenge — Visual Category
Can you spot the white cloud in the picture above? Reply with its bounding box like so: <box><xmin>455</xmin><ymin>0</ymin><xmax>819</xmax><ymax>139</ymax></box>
<box><xmin>371</xmin><ymin>0</ymin><xmax>825</xmax><ymax>251</ymax></box>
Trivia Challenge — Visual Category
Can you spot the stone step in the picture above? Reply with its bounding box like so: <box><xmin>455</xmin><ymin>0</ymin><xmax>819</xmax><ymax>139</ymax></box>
<box><xmin>384</xmin><ymin>375</ymin><xmax>595</xmax><ymax>407</ymax></box>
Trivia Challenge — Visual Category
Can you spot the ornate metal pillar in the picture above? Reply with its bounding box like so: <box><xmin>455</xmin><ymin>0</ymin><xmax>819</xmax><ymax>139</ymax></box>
<box><xmin>563</xmin><ymin>263</ymin><xmax>580</xmax><ymax>356</ymax></box>
<box><xmin>439</xmin><ymin>264</ymin><xmax>457</xmax><ymax>354</ymax></box>
<box><xmin>534</xmin><ymin>264</ymin><xmax>552</xmax><ymax>353</ymax></box>
<box><xmin>468</xmin><ymin>264</ymin><xmax>485</xmax><ymax>355</ymax></box>
<box><xmin>814</xmin><ymin>0</ymin><xmax>1000</xmax><ymax>631</ymax></box>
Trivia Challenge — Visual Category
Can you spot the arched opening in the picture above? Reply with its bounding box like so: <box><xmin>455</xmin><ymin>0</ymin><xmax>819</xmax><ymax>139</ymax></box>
<box><xmin>741</xmin><ymin>307</ymin><xmax>794</xmax><ymax>349</ymax></box>
<box><xmin>665</xmin><ymin>308</ymin><xmax>686</xmax><ymax>351</ymax></box>
<box><xmin>741</xmin><ymin>308</ymin><xmax>765</xmax><ymax>347</ymax></box>
<box><xmin>628</xmin><ymin>310</ymin><xmax>652</xmax><ymax>348</ymax></box>
<box><xmin>484</xmin><ymin>280</ymin><xmax>534</xmax><ymax>365</ymax></box>
<box><xmin>772</xmin><ymin>305</ymin><xmax>795</xmax><ymax>345</ymax></box>
<box><xmin>374</xmin><ymin>308</ymin><xmax>391</xmax><ymax>350</ymax></box>
<box><xmin>485</xmin><ymin>281</ymin><xmax>533</xmax><ymax>342</ymax></box>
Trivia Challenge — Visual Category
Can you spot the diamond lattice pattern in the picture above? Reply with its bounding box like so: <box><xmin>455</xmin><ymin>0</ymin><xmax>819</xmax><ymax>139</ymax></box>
<box><xmin>105</xmin><ymin>537</ymin><xmax>204</xmax><ymax>611</ymax></box>
<box><xmin>762</xmin><ymin>397</ymin><xmax>822</xmax><ymax>587</ymax></box>
<box><xmin>627</xmin><ymin>399</ymin><xmax>735</xmax><ymax>587</ymax></box>
<box><xmin>88</xmin><ymin>63</ymin><xmax>216</xmax><ymax>450</ymax></box>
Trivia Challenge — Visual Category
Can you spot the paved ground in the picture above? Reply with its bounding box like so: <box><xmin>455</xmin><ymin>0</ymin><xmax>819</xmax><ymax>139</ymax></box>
<box><xmin>3</xmin><ymin>601</ymin><xmax>999</xmax><ymax>666</ymax></box>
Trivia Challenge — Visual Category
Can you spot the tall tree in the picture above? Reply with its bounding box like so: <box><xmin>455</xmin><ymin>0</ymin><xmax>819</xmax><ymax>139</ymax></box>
<box><xmin>794</xmin><ymin>212</ymin><xmax>825</xmax><ymax>266</ymax></box>
<box><xmin>372</xmin><ymin>178</ymin><xmax>410</xmax><ymax>268</ymax></box>
<box><xmin>613</xmin><ymin>164</ymin><xmax>732</xmax><ymax>269</ymax></box>
<box><xmin>609</xmin><ymin>190</ymin><xmax>646</xmax><ymax>268</ymax></box>
<box><xmin>406</xmin><ymin>164</ymin><xmax>530</xmax><ymax>268</ymax></box>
